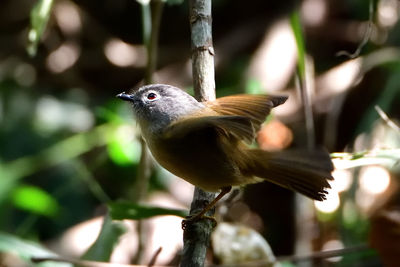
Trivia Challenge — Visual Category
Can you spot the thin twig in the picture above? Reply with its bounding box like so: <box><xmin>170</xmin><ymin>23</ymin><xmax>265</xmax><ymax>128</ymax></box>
<box><xmin>205</xmin><ymin>244</ymin><xmax>370</xmax><ymax>266</ymax></box>
<box><xmin>331</xmin><ymin>149</ymin><xmax>400</xmax><ymax>169</ymax></box>
<box><xmin>277</xmin><ymin>244</ymin><xmax>369</xmax><ymax>263</ymax></box>
<box><xmin>375</xmin><ymin>105</ymin><xmax>400</xmax><ymax>133</ymax></box>
<box><xmin>147</xmin><ymin>247</ymin><xmax>163</xmax><ymax>267</ymax></box>
<box><xmin>336</xmin><ymin>0</ymin><xmax>374</xmax><ymax>59</ymax></box>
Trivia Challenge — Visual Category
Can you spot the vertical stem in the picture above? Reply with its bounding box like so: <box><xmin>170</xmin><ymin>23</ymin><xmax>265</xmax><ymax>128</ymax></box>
<box><xmin>181</xmin><ymin>0</ymin><xmax>216</xmax><ymax>266</ymax></box>
<box><xmin>290</xmin><ymin>11</ymin><xmax>315</xmax><ymax>149</ymax></box>
<box><xmin>133</xmin><ymin>0</ymin><xmax>164</xmax><ymax>204</ymax></box>
<box><xmin>291</xmin><ymin>11</ymin><xmax>316</xmax><ymax>267</ymax></box>
<box><xmin>296</xmin><ymin>73</ymin><xmax>315</xmax><ymax>150</ymax></box>
<box><xmin>133</xmin><ymin>1</ymin><xmax>164</xmax><ymax>264</ymax></box>
<box><xmin>146</xmin><ymin>0</ymin><xmax>164</xmax><ymax>84</ymax></box>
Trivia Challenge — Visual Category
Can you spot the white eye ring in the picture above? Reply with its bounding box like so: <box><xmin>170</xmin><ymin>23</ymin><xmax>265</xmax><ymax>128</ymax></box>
<box><xmin>146</xmin><ymin>92</ymin><xmax>158</xmax><ymax>101</ymax></box>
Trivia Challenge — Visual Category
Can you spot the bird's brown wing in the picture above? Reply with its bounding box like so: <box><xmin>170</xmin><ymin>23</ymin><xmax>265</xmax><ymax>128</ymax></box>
<box><xmin>163</xmin><ymin>112</ymin><xmax>255</xmax><ymax>143</ymax></box>
<box><xmin>206</xmin><ymin>94</ymin><xmax>288</xmax><ymax>134</ymax></box>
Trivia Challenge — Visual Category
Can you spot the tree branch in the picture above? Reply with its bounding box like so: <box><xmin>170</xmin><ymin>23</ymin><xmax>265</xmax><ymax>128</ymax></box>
<box><xmin>181</xmin><ymin>0</ymin><xmax>216</xmax><ymax>266</ymax></box>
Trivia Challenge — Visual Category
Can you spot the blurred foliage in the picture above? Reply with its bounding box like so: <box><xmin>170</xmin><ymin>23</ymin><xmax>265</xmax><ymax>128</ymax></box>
<box><xmin>81</xmin><ymin>214</ymin><xmax>127</xmax><ymax>262</ymax></box>
<box><xmin>12</xmin><ymin>185</ymin><xmax>59</xmax><ymax>217</ymax></box>
<box><xmin>109</xmin><ymin>201</ymin><xmax>187</xmax><ymax>220</ymax></box>
<box><xmin>0</xmin><ymin>232</ymin><xmax>71</xmax><ymax>267</ymax></box>
<box><xmin>27</xmin><ymin>0</ymin><xmax>54</xmax><ymax>56</ymax></box>
<box><xmin>0</xmin><ymin>0</ymin><xmax>400</xmax><ymax>266</ymax></box>
<box><xmin>290</xmin><ymin>11</ymin><xmax>306</xmax><ymax>80</ymax></box>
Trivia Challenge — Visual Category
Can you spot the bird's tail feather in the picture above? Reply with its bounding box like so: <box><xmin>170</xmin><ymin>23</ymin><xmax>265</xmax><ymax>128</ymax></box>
<box><xmin>245</xmin><ymin>149</ymin><xmax>334</xmax><ymax>200</ymax></box>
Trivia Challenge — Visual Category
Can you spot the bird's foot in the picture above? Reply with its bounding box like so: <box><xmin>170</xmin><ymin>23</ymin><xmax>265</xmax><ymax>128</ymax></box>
<box><xmin>181</xmin><ymin>214</ymin><xmax>217</xmax><ymax>230</ymax></box>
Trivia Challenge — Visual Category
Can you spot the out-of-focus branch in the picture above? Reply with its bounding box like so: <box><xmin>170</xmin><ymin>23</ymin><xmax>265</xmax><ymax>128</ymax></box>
<box><xmin>181</xmin><ymin>0</ymin><xmax>216</xmax><ymax>266</ymax></box>
<box><xmin>336</xmin><ymin>0</ymin><xmax>374</xmax><ymax>59</ymax></box>
<box><xmin>375</xmin><ymin>105</ymin><xmax>400</xmax><ymax>133</ymax></box>
<box><xmin>291</xmin><ymin>11</ymin><xmax>315</xmax><ymax>266</ymax></box>
<box><xmin>132</xmin><ymin>0</ymin><xmax>164</xmax><ymax>264</ymax></box>
<box><xmin>32</xmin><ymin>256</ymin><xmax>164</xmax><ymax>267</ymax></box>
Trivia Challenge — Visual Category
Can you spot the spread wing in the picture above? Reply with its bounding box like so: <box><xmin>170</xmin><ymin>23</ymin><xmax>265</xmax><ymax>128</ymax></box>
<box><xmin>163</xmin><ymin>94</ymin><xmax>287</xmax><ymax>143</ymax></box>
<box><xmin>163</xmin><ymin>113</ymin><xmax>255</xmax><ymax>143</ymax></box>
<box><xmin>206</xmin><ymin>94</ymin><xmax>288</xmax><ymax>133</ymax></box>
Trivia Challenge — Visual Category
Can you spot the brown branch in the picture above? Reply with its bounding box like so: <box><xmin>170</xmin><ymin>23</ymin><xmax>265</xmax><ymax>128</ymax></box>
<box><xmin>181</xmin><ymin>0</ymin><xmax>216</xmax><ymax>266</ymax></box>
<box><xmin>147</xmin><ymin>247</ymin><xmax>163</xmax><ymax>267</ymax></box>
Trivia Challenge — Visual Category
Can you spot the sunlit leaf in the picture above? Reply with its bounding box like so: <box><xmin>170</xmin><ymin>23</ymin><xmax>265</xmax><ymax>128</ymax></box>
<box><xmin>109</xmin><ymin>201</ymin><xmax>187</xmax><ymax>220</ymax></box>
<box><xmin>81</xmin><ymin>214</ymin><xmax>127</xmax><ymax>262</ymax></box>
<box><xmin>107</xmin><ymin>125</ymin><xmax>141</xmax><ymax>165</ymax></box>
<box><xmin>107</xmin><ymin>139</ymin><xmax>141</xmax><ymax>165</ymax></box>
<box><xmin>27</xmin><ymin>0</ymin><xmax>54</xmax><ymax>56</ymax></box>
<box><xmin>0</xmin><ymin>232</ymin><xmax>71</xmax><ymax>267</ymax></box>
<box><xmin>12</xmin><ymin>185</ymin><xmax>59</xmax><ymax>217</ymax></box>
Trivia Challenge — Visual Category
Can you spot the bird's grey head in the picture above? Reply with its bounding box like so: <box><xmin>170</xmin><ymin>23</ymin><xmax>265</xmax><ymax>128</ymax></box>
<box><xmin>117</xmin><ymin>84</ymin><xmax>204</xmax><ymax>134</ymax></box>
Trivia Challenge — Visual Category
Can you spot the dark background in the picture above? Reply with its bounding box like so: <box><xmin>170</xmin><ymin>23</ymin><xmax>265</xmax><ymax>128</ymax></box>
<box><xmin>1</xmin><ymin>0</ymin><xmax>399</xmax><ymax>266</ymax></box>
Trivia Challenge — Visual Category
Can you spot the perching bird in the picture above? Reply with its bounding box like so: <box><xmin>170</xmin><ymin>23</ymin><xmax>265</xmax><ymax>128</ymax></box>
<box><xmin>117</xmin><ymin>84</ymin><xmax>333</xmax><ymax>221</ymax></box>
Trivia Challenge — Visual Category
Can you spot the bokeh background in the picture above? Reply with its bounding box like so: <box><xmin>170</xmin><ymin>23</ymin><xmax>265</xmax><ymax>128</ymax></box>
<box><xmin>1</xmin><ymin>0</ymin><xmax>400</xmax><ymax>266</ymax></box>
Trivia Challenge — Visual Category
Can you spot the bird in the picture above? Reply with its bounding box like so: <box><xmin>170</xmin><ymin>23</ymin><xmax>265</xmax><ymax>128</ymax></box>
<box><xmin>117</xmin><ymin>84</ymin><xmax>334</xmax><ymax>222</ymax></box>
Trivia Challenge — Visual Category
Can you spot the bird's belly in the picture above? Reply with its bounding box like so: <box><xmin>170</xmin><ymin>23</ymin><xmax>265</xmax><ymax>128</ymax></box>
<box><xmin>147</xmin><ymin>136</ymin><xmax>238</xmax><ymax>192</ymax></box>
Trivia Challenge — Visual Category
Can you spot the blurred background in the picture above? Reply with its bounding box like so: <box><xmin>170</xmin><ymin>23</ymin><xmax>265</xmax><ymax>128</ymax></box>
<box><xmin>1</xmin><ymin>0</ymin><xmax>400</xmax><ymax>266</ymax></box>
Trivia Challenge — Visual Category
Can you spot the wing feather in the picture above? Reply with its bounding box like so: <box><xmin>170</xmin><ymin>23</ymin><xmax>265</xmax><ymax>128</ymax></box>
<box><xmin>206</xmin><ymin>94</ymin><xmax>287</xmax><ymax>133</ymax></box>
<box><xmin>163</xmin><ymin>113</ymin><xmax>255</xmax><ymax>143</ymax></box>
<box><xmin>163</xmin><ymin>94</ymin><xmax>287</xmax><ymax>143</ymax></box>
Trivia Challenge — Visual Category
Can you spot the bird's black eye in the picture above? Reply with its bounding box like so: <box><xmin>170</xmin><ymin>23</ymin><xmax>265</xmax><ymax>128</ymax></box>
<box><xmin>147</xmin><ymin>92</ymin><xmax>158</xmax><ymax>101</ymax></box>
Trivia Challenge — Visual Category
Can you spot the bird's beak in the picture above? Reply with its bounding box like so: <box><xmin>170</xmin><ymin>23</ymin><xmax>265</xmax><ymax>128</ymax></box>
<box><xmin>116</xmin><ymin>92</ymin><xmax>134</xmax><ymax>102</ymax></box>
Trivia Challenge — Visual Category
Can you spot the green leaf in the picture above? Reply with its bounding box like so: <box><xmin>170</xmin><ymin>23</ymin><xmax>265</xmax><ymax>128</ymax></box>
<box><xmin>12</xmin><ymin>185</ymin><xmax>59</xmax><ymax>217</ymax></box>
<box><xmin>0</xmin><ymin>232</ymin><xmax>71</xmax><ymax>267</ymax></box>
<box><xmin>106</xmin><ymin>123</ymin><xmax>141</xmax><ymax>165</ymax></box>
<box><xmin>81</xmin><ymin>214</ymin><xmax>127</xmax><ymax>262</ymax></box>
<box><xmin>290</xmin><ymin>11</ymin><xmax>306</xmax><ymax>80</ymax></box>
<box><xmin>109</xmin><ymin>201</ymin><xmax>188</xmax><ymax>220</ymax></box>
<box><xmin>27</xmin><ymin>0</ymin><xmax>54</xmax><ymax>56</ymax></box>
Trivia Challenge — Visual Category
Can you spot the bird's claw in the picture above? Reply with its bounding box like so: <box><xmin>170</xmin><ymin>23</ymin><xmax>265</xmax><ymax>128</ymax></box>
<box><xmin>181</xmin><ymin>215</ymin><xmax>217</xmax><ymax>230</ymax></box>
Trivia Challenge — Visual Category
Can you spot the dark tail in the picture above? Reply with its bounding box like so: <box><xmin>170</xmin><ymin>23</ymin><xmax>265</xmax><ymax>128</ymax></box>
<box><xmin>244</xmin><ymin>149</ymin><xmax>334</xmax><ymax>200</ymax></box>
